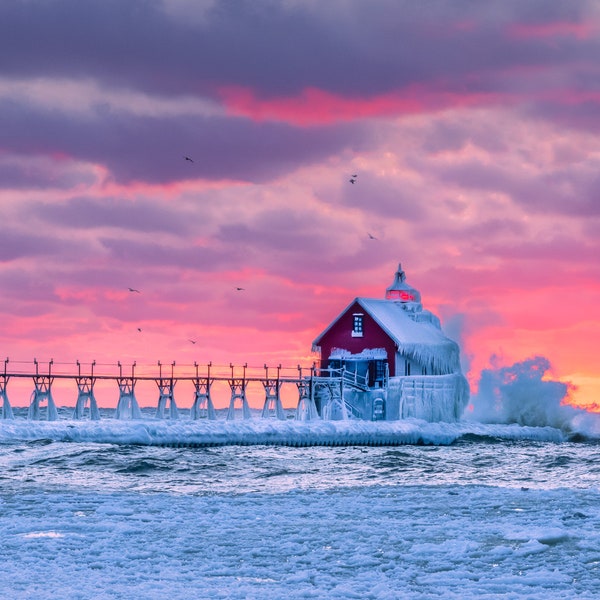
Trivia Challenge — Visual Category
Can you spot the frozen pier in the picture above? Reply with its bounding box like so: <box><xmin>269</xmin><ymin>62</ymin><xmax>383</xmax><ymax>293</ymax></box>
<box><xmin>0</xmin><ymin>358</ymin><xmax>365</xmax><ymax>423</ymax></box>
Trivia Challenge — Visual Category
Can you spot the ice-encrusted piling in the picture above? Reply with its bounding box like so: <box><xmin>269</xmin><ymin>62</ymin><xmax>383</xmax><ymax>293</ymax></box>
<box><xmin>227</xmin><ymin>363</ymin><xmax>251</xmax><ymax>420</ymax></box>
<box><xmin>115</xmin><ymin>362</ymin><xmax>142</xmax><ymax>420</ymax></box>
<box><xmin>295</xmin><ymin>366</ymin><xmax>318</xmax><ymax>421</ymax></box>
<box><xmin>73</xmin><ymin>361</ymin><xmax>100</xmax><ymax>420</ymax></box>
<box><xmin>261</xmin><ymin>364</ymin><xmax>285</xmax><ymax>419</ymax></box>
<box><xmin>1</xmin><ymin>382</ymin><xmax>14</xmax><ymax>420</ymax></box>
<box><xmin>190</xmin><ymin>362</ymin><xmax>216</xmax><ymax>420</ymax></box>
<box><xmin>27</xmin><ymin>359</ymin><xmax>58</xmax><ymax>421</ymax></box>
<box><xmin>155</xmin><ymin>361</ymin><xmax>178</xmax><ymax>420</ymax></box>
<box><xmin>1</xmin><ymin>360</ymin><xmax>14</xmax><ymax>420</ymax></box>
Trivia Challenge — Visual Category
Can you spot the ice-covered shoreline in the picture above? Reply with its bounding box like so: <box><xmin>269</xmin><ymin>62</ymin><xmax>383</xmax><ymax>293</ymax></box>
<box><xmin>0</xmin><ymin>418</ymin><xmax>575</xmax><ymax>446</ymax></box>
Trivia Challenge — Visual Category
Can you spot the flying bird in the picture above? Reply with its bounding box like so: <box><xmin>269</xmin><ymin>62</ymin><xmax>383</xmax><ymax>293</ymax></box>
<box><xmin>188</xmin><ymin>339</ymin><xmax>197</xmax><ymax>344</ymax></box>
<box><xmin>137</xmin><ymin>328</ymin><xmax>142</xmax><ymax>332</ymax></box>
<box><xmin>184</xmin><ymin>156</ymin><xmax>194</xmax><ymax>163</ymax></box>
<box><xmin>367</xmin><ymin>232</ymin><xmax>378</xmax><ymax>240</ymax></box>
<box><xmin>349</xmin><ymin>178</ymin><xmax>356</xmax><ymax>184</ymax></box>
<box><xmin>235</xmin><ymin>287</ymin><xmax>245</xmax><ymax>291</ymax></box>
<box><xmin>128</xmin><ymin>287</ymin><xmax>141</xmax><ymax>293</ymax></box>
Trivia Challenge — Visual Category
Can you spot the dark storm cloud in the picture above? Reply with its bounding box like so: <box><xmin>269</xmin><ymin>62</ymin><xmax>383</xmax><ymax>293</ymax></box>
<box><xmin>0</xmin><ymin>98</ymin><xmax>364</xmax><ymax>183</ymax></box>
<box><xmin>34</xmin><ymin>196</ymin><xmax>195</xmax><ymax>234</ymax></box>
<box><xmin>0</xmin><ymin>0</ymin><xmax>596</xmax><ymax>100</ymax></box>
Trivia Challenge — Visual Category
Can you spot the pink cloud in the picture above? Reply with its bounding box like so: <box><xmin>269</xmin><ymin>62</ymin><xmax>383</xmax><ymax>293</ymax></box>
<box><xmin>507</xmin><ymin>21</ymin><xmax>597</xmax><ymax>40</ymax></box>
<box><xmin>217</xmin><ymin>85</ymin><xmax>506</xmax><ymax>126</ymax></box>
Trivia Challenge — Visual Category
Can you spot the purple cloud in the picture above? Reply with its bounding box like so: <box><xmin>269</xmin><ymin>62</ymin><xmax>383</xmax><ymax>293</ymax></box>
<box><xmin>0</xmin><ymin>98</ymin><xmax>365</xmax><ymax>183</ymax></box>
<box><xmin>34</xmin><ymin>196</ymin><xmax>196</xmax><ymax>234</ymax></box>
<box><xmin>0</xmin><ymin>229</ymin><xmax>80</xmax><ymax>263</ymax></box>
<box><xmin>0</xmin><ymin>0</ymin><xmax>595</xmax><ymax>99</ymax></box>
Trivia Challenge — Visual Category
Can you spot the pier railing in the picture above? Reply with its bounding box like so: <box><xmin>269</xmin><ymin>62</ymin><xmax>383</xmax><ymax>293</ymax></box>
<box><xmin>0</xmin><ymin>358</ymin><xmax>377</xmax><ymax>423</ymax></box>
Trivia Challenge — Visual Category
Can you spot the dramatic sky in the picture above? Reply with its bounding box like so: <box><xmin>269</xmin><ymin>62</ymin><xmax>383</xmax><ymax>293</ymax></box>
<box><xmin>1</xmin><ymin>0</ymin><xmax>599</xmax><ymax>409</ymax></box>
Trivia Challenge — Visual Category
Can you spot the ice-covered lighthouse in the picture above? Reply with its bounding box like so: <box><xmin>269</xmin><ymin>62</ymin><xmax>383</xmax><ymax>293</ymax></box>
<box><xmin>312</xmin><ymin>264</ymin><xmax>469</xmax><ymax>422</ymax></box>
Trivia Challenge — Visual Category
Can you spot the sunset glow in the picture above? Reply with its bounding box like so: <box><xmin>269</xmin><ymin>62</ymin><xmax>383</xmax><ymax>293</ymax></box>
<box><xmin>1</xmin><ymin>0</ymin><xmax>598</xmax><ymax>410</ymax></box>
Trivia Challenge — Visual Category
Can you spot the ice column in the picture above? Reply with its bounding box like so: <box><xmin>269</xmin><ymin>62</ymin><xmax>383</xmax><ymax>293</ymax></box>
<box><xmin>319</xmin><ymin>380</ymin><xmax>348</xmax><ymax>421</ymax></box>
<box><xmin>0</xmin><ymin>372</ymin><xmax>14</xmax><ymax>420</ymax></box>
<box><xmin>155</xmin><ymin>362</ymin><xmax>178</xmax><ymax>419</ymax></box>
<box><xmin>190</xmin><ymin>363</ymin><xmax>216</xmax><ymax>420</ymax></box>
<box><xmin>73</xmin><ymin>362</ymin><xmax>100</xmax><ymax>420</ymax></box>
<box><xmin>115</xmin><ymin>362</ymin><xmax>141</xmax><ymax>420</ymax></box>
<box><xmin>295</xmin><ymin>367</ymin><xmax>319</xmax><ymax>421</ymax></box>
<box><xmin>261</xmin><ymin>365</ymin><xmax>285</xmax><ymax>419</ymax></box>
<box><xmin>227</xmin><ymin>364</ymin><xmax>251</xmax><ymax>420</ymax></box>
<box><xmin>74</xmin><ymin>377</ymin><xmax>100</xmax><ymax>420</ymax></box>
<box><xmin>28</xmin><ymin>377</ymin><xmax>58</xmax><ymax>421</ymax></box>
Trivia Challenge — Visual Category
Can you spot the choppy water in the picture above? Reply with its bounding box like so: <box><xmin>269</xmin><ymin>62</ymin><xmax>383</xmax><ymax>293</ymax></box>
<box><xmin>1</xmin><ymin>406</ymin><xmax>600</xmax><ymax>496</ymax></box>
<box><xmin>2</xmin><ymin>432</ymin><xmax>599</xmax><ymax>496</ymax></box>
<box><xmin>2</xmin><ymin>407</ymin><xmax>600</xmax><ymax>599</ymax></box>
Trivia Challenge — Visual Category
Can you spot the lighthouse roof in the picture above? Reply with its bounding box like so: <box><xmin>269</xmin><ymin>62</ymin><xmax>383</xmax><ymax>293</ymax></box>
<box><xmin>357</xmin><ymin>298</ymin><xmax>460</xmax><ymax>374</ymax></box>
<box><xmin>312</xmin><ymin>296</ymin><xmax>461</xmax><ymax>375</ymax></box>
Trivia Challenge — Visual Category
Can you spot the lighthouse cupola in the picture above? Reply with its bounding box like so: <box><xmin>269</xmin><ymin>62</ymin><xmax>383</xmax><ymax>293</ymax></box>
<box><xmin>385</xmin><ymin>263</ymin><xmax>422</xmax><ymax>310</ymax></box>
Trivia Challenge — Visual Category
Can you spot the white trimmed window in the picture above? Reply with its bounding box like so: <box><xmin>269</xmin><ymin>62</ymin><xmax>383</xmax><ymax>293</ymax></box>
<box><xmin>352</xmin><ymin>313</ymin><xmax>364</xmax><ymax>337</ymax></box>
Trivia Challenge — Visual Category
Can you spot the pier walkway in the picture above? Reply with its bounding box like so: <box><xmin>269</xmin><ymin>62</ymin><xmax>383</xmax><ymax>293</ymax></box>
<box><xmin>0</xmin><ymin>359</ymin><xmax>371</xmax><ymax>422</ymax></box>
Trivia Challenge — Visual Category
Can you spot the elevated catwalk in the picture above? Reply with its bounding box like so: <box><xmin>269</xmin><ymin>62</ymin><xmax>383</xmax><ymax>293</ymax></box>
<box><xmin>0</xmin><ymin>358</ymin><xmax>362</xmax><ymax>423</ymax></box>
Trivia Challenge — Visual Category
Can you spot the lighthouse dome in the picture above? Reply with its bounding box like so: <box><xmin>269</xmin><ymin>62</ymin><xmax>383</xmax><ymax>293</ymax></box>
<box><xmin>385</xmin><ymin>263</ymin><xmax>422</xmax><ymax>309</ymax></box>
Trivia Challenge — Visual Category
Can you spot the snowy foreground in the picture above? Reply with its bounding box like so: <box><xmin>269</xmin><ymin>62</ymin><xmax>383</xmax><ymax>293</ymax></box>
<box><xmin>2</xmin><ymin>417</ymin><xmax>600</xmax><ymax>598</ymax></box>
<box><xmin>1</xmin><ymin>484</ymin><xmax>599</xmax><ymax>599</ymax></box>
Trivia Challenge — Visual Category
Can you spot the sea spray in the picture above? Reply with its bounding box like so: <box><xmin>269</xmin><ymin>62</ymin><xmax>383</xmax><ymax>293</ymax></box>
<box><xmin>467</xmin><ymin>356</ymin><xmax>584</xmax><ymax>429</ymax></box>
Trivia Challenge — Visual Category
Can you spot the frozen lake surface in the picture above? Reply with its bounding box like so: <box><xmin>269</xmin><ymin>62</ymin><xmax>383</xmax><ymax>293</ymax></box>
<box><xmin>1</xmin><ymin>413</ymin><xmax>600</xmax><ymax>598</ymax></box>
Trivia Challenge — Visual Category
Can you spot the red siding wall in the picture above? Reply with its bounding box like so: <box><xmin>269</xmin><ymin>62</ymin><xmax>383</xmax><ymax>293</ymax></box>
<box><xmin>316</xmin><ymin>301</ymin><xmax>398</xmax><ymax>376</ymax></box>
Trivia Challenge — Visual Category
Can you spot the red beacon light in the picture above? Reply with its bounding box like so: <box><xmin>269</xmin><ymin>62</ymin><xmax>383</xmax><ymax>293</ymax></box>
<box><xmin>385</xmin><ymin>289</ymin><xmax>415</xmax><ymax>301</ymax></box>
<box><xmin>384</xmin><ymin>264</ymin><xmax>421</xmax><ymax>305</ymax></box>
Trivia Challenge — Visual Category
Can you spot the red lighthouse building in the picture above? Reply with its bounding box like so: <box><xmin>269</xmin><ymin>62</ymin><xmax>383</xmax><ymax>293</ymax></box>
<box><xmin>312</xmin><ymin>264</ymin><xmax>469</xmax><ymax>421</ymax></box>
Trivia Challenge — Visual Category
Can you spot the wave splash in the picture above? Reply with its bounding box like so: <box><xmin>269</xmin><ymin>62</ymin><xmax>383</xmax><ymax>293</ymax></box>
<box><xmin>466</xmin><ymin>356</ymin><xmax>600</xmax><ymax>439</ymax></box>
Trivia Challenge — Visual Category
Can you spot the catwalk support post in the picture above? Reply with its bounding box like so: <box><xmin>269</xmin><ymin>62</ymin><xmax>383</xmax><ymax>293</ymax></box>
<box><xmin>261</xmin><ymin>364</ymin><xmax>284</xmax><ymax>419</ymax></box>
<box><xmin>227</xmin><ymin>363</ymin><xmax>251</xmax><ymax>420</ymax></box>
<box><xmin>296</xmin><ymin>364</ymin><xmax>318</xmax><ymax>421</ymax></box>
<box><xmin>0</xmin><ymin>358</ymin><xmax>14</xmax><ymax>420</ymax></box>
<box><xmin>115</xmin><ymin>362</ymin><xmax>141</xmax><ymax>420</ymax></box>
<box><xmin>28</xmin><ymin>359</ymin><xmax>58</xmax><ymax>421</ymax></box>
<box><xmin>155</xmin><ymin>361</ymin><xmax>178</xmax><ymax>419</ymax></box>
<box><xmin>191</xmin><ymin>362</ymin><xmax>216</xmax><ymax>420</ymax></box>
<box><xmin>74</xmin><ymin>361</ymin><xmax>100</xmax><ymax>420</ymax></box>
